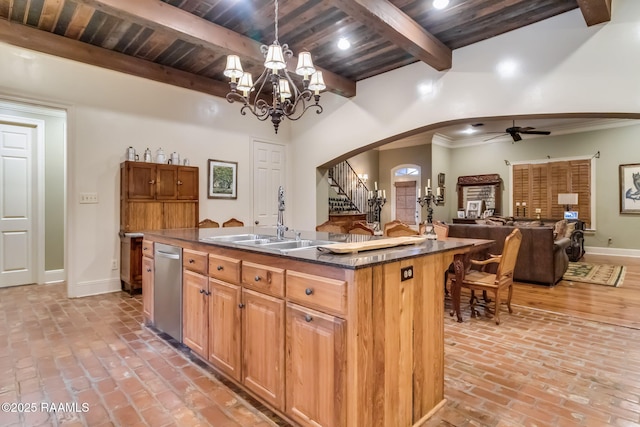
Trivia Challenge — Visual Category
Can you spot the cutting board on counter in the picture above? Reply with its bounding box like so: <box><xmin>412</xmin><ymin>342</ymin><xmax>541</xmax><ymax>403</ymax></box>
<box><xmin>317</xmin><ymin>235</ymin><xmax>428</xmax><ymax>254</ymax></box>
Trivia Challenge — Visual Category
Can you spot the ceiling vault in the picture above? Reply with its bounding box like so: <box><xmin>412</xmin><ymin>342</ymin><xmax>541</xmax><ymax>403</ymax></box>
<box><xmin>0</xmin><ymin>0</ymin><xmax>614</xmax><ymax>100</ymax></box>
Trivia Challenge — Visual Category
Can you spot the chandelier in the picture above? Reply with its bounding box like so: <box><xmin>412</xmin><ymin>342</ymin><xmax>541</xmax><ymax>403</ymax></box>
<box><xmin>223</xmin><ymin>0</ymin><xmax>326</xmax><ymax>134</ymax></box>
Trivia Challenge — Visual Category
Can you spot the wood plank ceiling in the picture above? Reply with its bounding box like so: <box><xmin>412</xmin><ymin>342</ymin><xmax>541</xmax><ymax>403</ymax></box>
<box><xmin>0</xmin><ymin>0</ymin><xmax>612</xmax><ymax>99</ymax></box>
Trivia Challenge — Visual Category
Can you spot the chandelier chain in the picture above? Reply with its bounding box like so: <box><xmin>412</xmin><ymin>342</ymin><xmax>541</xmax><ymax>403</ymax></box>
<box><xmin>274</xmin><ymin>0</ymin><xmax>279</xmax><ymax>42</ymax></box>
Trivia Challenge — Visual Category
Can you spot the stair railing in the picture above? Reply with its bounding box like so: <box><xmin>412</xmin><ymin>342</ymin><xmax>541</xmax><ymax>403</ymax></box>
<box><xmin>328</xmin><ymin>161</ymin><xmax>373</xmax><ymax>221</ymax></box>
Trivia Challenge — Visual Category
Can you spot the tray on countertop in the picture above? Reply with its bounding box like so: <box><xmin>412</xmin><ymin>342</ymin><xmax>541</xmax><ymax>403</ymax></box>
<box><xmin>317</xmin><ymin>235</ymin><xmax>427</xmax><ymax>254</ymax></box>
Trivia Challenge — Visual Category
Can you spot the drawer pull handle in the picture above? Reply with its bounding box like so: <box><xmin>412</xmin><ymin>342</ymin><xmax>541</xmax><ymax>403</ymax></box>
<box><xmin>149</xmin><ymin>179</ymin><xmax>155</xmax><ymax>184</ymax></box>
<box><xmin>238</xmin><ymin>303</ymin><xmax>245</xmax><ymax>309</ymax></box>
<box><xmin>199</xmin><ymin>289</ymin><xmax>205</xmax><ymax>294</ymax></box>
<box><xmin>189</xmin><ymin>259</ymin><xmax>195</xmax><ymax>264</ymax></box>
<box><xmin>217</xmin><ymin>265</ymin><xmax>223</xmax><ymax>271</ymax></box>
<box><xmin>304</xmin><ymin>315</ymin><xmax>313</xmax><ymax>323</ymax></box>
<box><xmin>254</xmin><ymin>276</ymin><xmax>261</xmax><ymax>282</ymax></box>
<box><xmin>143</xmin><ymin>247</ymin><xmax>147</xmax><ymax>251</ymax></box>
<box><xmin>205</xmin><ymin>290</ymin><xmax>211</xmax><ymax>296</ymax></box>
<box><xmin>146</xmin><ymin>268</ymin><xmax>151</xmax><ymax>272</ymax></box>
<box><xmin>177</xmin><ymin>180</ymin><xmax>183</xmax><ymax>185</ymax></box>
<box><xmin>305</xmin><ymin>288</ymin><xmax>313</xmax><ymax>295</ymax></box>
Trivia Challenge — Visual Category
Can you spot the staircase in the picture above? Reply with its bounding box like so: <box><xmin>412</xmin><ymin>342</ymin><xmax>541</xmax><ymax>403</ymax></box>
<box><xmin>328</xmin><ymin>161</ymin><xmax>373</xmax><ymax>221</ymax></box>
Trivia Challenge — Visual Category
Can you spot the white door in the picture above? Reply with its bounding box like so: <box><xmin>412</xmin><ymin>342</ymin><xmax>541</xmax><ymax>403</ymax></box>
<box><xmin>0</xmin><ymin>123</ymin><xmax>36</xmax><ymax>288</ymax></box>
<box><xmin>253</xmin><ymin>141</ymin><xmax>286</xmax><ymax>226</ymax></box>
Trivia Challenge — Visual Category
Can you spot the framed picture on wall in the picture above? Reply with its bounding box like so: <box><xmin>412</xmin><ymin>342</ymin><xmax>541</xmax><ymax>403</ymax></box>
<box><xmin>208</xmin><ymin>159</ymin><xmax>237</xmax><ymax>199</ymax></box>
<box><xmin>620</xmin><ymin>163</ymin><xmax>640</xmax><ymax>214</ymax></box>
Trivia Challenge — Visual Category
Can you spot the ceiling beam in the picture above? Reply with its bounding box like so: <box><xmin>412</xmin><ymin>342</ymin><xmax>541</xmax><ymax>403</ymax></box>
<box><xmin>78</xmin><ymin>0</ymin><xmax>357</xmax><ymax>98</ymax></box>
<box><xmin>330</xmin><ymin>0</ymin><xmax>452</xmax><ymax>71</ymax></box>
<box><xmin>576</xmin><ymin>0</ymin><xmax>612</xmax><ymax>26</ymax></box>
<box><xmin>0</xmin><ymin>19</ymin><xmax>231</xmax><ymax>98</ymax></box>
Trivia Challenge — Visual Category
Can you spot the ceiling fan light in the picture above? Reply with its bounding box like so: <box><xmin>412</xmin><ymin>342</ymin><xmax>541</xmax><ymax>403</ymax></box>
<box><xmin>223</xmin><ymin>55</ymin><xmax>244</xmax><ymax>81</ymax></box>
<box><xmin>433</xmin><ymin>0</ymin><xmax>449</xmax><ymax>10</ymax></box>
<box><xmin>264</xmin><ymin>43</ymin><xmax>286</xmax><ymax>71</ymax></box>
<box><xmin>308</xmin><ymin>71</ymin><xmax>326</xmax><ymax>94</ymax></box>
<box><xmin>295</xmin><ymin>52</ymin><xmax>316</xmax><ymax>79</ymax></box>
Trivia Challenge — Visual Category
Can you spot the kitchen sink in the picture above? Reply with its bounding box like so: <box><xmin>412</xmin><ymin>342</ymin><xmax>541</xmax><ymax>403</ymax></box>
<box><xmin>201</xmin><ymin>233</ymin><xmax>335</xmax><ymax>253</ymax></box>
<box><xmin>200</xmin><ymin>234</ymin><xmax>276</xmax><ymax>243</ymax></box>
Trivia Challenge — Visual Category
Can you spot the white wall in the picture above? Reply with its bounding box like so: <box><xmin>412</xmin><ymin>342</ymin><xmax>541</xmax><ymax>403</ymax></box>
<box><xmin>291</xmin><ymin>0</ymin><xmax>640</xmax><ymax>230</ymax></box>
<box><xmin>0</xmin><ymin>44</ymin><xmax>289</xmax><ymax>297</ymax></box>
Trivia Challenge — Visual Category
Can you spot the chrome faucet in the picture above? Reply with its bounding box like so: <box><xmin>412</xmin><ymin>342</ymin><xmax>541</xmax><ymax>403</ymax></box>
<box><xmin>276</xmin><ymin>186</ymin><xmax>287</xmax><ymax>239</ymax></box>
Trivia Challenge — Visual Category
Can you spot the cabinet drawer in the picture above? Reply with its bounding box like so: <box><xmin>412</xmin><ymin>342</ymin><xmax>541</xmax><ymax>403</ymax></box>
<box><xmin>286</xmin><ymin>271</ymin><xmax>347</xmax><ymax>316</ymax></box>
<box><xmin>209</xmin><ymin>254</ymin><xmax>241</xmax><ymax>284</ymax></box>
<box><xmin>183</xmin><ymin>249</ymin><xmax>208</xmax><ymax>274</ymax></box>
<box><xmin>242</xmin><ymin>262</ymin><xmax>285</xmax><ymax>298</ymax></box>
<box><xmin>142</xmin><ymin>240</ymin><xmax>154</xmax><ymax>258</ymax></box>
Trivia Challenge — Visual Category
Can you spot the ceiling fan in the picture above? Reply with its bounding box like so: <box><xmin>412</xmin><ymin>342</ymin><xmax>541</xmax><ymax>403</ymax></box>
<box><xmin>484</xmin><ymin>120</ymin><xmax>551</xmax><ymax>142</ymax></box>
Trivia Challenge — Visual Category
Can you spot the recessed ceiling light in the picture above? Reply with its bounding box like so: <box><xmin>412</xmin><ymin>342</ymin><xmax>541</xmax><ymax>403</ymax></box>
<box><xmin>433</xmin><ymin>0</ymin><xmax>450</xmax><ymax>10</ymax></box>
<box><xmin>337</xmin><ymin>38</ymin><xmax>351</xmax><ymax>50</ymax></box>
<box><xmin>461</xmin><ymin>128</ymin><xmax>476</xmax><ymax>135</ymax></box>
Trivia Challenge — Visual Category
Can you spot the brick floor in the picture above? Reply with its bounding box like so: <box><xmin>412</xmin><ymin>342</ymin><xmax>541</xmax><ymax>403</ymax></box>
<box><xmin>2</xmin><ymin>283</ymin><xmax>640</xmax><ymax>426</ymax></box>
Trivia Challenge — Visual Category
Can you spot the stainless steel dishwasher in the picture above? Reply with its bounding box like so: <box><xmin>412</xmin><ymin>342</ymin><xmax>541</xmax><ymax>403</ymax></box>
<box><xmin>154</xmin><ymin>243</ymin><xmax>183</xmax><ymax>342</ymax></box>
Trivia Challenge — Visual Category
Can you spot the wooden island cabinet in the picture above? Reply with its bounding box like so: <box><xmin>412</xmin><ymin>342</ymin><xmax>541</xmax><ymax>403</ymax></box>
<box><xmin>144</xmin><ymin>227</ymin><xmax>478</xmax><ymax>427</ymax></box>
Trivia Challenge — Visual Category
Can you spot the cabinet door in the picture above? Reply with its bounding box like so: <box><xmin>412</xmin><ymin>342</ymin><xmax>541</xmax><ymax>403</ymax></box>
<box><xmin>286</xmin><ymin>303</ymin><xmax>346</xmax><ymax>427</ymax></box>
<box><xmin>142</xmin><ymin>256</ymin><xmax>154</xmax><ymax>323</ymax></box>
<box><xmin>127</xmin><ymin>162</ymin><xmax>156</xmax><ymax>199</ymax></box>
<box><xmin>163</xmin><ymin>202</ymin><xmax>197</xmax><ymax>229</ymax></box>
<box><xmin>208</xmin><ymin>279</ymin><xmax>242</xmax><ymax>381</ymax></box>
<box><xmin>177</xmin><ymin>166</ymin><xmax>199</xmax><ymax>200</ymax></box>
<box><xmin>124</xmin><ymin>202</ymin><xmax>163</xmax><ymax>231</ymax></box>
<box><xmin>156</xmin><ymin>165</ymin><xmax>178</xmax><ymax>200</ymax></box>
<box><xmin>242</xmin><ymin>288</ymin><xmax>285</xmax><ymax>410</ymax></box>
<box><xmin>183</xmin><ymin>269</ymin><xmax>208</xmax><ymax>358</ymax></box>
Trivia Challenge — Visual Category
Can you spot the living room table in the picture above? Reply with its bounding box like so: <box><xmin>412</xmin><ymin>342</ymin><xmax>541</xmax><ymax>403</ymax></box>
<box><xmin>445</xmin><ymin>237</ymin><xmax>496</xmax><ymax>322</ymax></box>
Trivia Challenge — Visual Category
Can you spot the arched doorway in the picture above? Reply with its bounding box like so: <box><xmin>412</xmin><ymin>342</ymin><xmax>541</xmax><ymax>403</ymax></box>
<box><xmin>391</xmin><ymin>164</ymin><xmax>421</xmax><ymax>226</ymax></box>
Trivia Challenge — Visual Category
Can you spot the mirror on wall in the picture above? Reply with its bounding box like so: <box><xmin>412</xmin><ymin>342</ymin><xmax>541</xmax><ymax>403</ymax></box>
<box><xmin>456</xmin><ymin>174</ymin><xmax>502</xmax><ymax>217</ymax></box>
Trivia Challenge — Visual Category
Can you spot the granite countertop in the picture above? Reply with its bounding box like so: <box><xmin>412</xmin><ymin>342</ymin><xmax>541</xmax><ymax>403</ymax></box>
<box><xmin>143</xmin><ymin>226</ymin><xmax>479</xmax><ymax>270</ymax></box>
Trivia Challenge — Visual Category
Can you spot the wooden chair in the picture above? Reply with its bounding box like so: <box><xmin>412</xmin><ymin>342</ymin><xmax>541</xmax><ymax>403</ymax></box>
<box><xmin>198</xmin><ymin>218</ymin><xmax>219</xmax><ymax>228</ymax></box>
<box><xmin>222</xmin><ymin>218</ymin><xmax>244</xmax><ymax>227</ymax></box>
<box><xmin>450</xmin><ymin>228</ymin><xmax>522</xmax><ymax>325</ymax></box>
<box><xmin>316</xmin><ymin>221</ymin><xmax>347</xmax><ymax>234</ymax></box>
<box><xmin>348</xmin><ymin>222</ymin><xmax>375</xmax><ymax>235</ymax></box>
<box><xmin>419</xmin><ymin>220</ymin><xmax>449</xmax><ymax>239</ymax></box>
<box><xmin>383</xmin><ymin>219</ymin><xmax>405</xmax><ymax>236</ymax></box>
<box><xmin>385</xmin><ymin>223</ymin><xmax>420</xmax><ymax>237</ymax></box>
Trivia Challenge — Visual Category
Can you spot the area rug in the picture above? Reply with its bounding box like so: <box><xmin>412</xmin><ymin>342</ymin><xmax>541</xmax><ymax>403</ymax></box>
<box><xmin>563</xmin><ymin>262</ymin><xmax>626</xmax><ymax>287</ymax></box>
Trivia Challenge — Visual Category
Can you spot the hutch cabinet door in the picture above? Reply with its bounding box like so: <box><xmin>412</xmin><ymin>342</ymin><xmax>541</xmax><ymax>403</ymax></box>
<box><xmin>126</xmin><ymin>163</ymin><xmax>156</xmax><ymax>199</ymax></box>
<box><xmin>156</xmin><ymin>165</ymin><xmax>179</xmax><ymax>200</ymax></box>
<box><xmin>177</xmin><ymin>166</ymin><xmax>199</xmax><ymax>200</ymax></box>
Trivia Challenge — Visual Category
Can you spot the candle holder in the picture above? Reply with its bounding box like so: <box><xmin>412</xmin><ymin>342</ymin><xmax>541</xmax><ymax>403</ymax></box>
<box><xmin>417</xmin><ymin>187</ymin><xmax>445</xmax><ymax>239</ymax></box>
<box><xmin>367</xmin><ymin>190</ymin><xmax>386</xmax><ymax>230</ymax></box>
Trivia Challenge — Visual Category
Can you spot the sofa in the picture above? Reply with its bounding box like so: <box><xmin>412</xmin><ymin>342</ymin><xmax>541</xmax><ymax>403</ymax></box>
<box><xmin>448</xmin><ymin>222</ymin><xmax>571</xmax><ymax>286</ymax></box>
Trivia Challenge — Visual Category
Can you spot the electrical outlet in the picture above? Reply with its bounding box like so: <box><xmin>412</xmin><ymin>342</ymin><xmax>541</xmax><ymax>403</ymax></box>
<box><xmin>400</xmin><ymin>266</ymin><xmax>414</xmax><ymax>282</ymax></box>
<box><xmin>111</xmin><ymin>259</ymin><xmax>118</xmax><ymax>270</ymax></box>
<box><xmin>79</xmin><ymin>192</ymin><xmax>99</xmax><ymax>204</ymax></box>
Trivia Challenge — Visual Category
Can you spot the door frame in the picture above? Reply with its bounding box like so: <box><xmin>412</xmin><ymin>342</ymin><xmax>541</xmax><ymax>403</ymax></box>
<box><xmin>0</xmin><ymin>98</ymin><xmax>68</xmax><ymax>286</ymax></box>
<box><xmin>390</xmin><ymin>164</ymin><xmax>422</xmax><ymax>226</ymax></box>
<box><xmin>0</xmin><ymin>113</ymin><xmax>44</xmax><ymax>285</ymax></box>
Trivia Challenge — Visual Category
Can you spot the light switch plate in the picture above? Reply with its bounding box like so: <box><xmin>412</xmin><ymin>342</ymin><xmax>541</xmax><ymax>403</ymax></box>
<box><xmin>79</xmin><ymin>192</ymin><xmax>99</xmax><ymax>204</ymax></box>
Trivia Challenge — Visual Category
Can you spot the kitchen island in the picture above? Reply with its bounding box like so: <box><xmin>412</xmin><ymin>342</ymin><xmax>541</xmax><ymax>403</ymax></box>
<box><xmin>141</xmin><ymin>226</ymin><xmax>481</xmax><ymax>427</ymax></box>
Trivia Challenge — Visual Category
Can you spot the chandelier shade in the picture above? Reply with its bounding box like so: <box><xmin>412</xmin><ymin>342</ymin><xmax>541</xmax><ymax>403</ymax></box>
<box><xmin>223</xmin><ymin>0</ymin><xmax>325</xmax><ymax>133</ymax></box>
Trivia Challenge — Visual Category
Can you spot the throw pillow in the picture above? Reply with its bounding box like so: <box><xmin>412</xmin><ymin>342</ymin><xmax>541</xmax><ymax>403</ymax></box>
<box><xmin>554</xmin><ymin>219</ymin><xmax>568</xmax><ymax>240</ymax></box>
<box><xmin>564</xmin><ymin>221</ymin><xmax>576</xmax><ymax>238</ymax></box>
<box><xmin>475</xmin><ymin>219</ymin><xmax>488</xmax><ymax>225</ymax></box>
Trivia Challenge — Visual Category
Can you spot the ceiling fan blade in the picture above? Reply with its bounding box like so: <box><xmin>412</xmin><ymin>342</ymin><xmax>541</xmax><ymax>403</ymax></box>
<box><xmin>518</xmin><ymin>127</ymin><xmax>534</xmax><ymax>131</ymax></box>
<box><xmin>483</xmin><ymin>133</ymin><xmax>508</xmax><ymax>142</ymax></box>
<box><xmin>520</xmin><ymin>130</ymin><xmax>551</xmax><ymax>135</ymax></box>
<box><xmin>510</xmin><ymin>132</ymin><xmax>522</xmax><ymax>142</ymax></box>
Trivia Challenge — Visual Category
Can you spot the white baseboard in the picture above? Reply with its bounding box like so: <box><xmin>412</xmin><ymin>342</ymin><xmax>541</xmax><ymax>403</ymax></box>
<box><xmin>69</xmin><ymin>278</ymin><xmax>121</xmax><ymax>298</ymax></box>
<box><xmin>44</xmin><ymin>269</ymin><xmax>65</xmax><ymax>283</ymax></box>
<box><xmin>585</xmin><ymin>246</ymin><xmax>640</xmax><ymax>258</ymax></box>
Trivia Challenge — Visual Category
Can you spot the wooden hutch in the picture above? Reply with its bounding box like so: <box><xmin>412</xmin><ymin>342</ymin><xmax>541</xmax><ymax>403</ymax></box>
<box><xmin>119</xmin><ymin>161</ymin><xmax>199</xmax><ymax>293</ymax></box>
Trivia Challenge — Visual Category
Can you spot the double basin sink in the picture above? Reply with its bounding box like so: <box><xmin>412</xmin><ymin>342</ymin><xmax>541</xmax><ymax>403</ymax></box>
<box><xmin>201</xmin><ymin>233</ymin><xmax>335</xmax><ymax>253</ymax></box>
